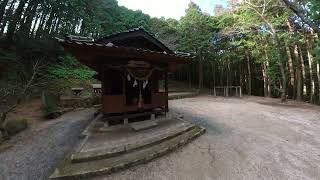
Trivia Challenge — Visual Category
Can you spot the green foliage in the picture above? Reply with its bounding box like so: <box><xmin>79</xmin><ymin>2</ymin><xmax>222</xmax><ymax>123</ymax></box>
<box><xmin>178</xmin><ymin>3</ymin><xmax>217</xmax><ymax>53</ymax></box>
<box><xmin>47</xmin><ymin>63</ymin><xmax>96</xmax><ymax>81</ymax></box>
<box><xmin>44</xmin><ymin>56</ymin><xmax>96</xmax><ymax>94</ymax></box>
<box><xmin>149</xmin><ymin>18</ymin><xmax>180</xmax><ymax>50</ymax></box>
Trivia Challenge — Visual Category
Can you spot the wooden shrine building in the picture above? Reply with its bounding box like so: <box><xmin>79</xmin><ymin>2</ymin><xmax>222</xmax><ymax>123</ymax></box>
<box><xmin>57</xmin><ymin>27</ymin><xmax>191</xmax><ymax>125</ymax></box>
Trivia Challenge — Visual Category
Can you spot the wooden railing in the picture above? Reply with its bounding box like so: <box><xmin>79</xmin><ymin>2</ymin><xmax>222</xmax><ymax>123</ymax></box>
<box><xmin>212</xmin><ymin>86</ymin><xmax>242</xmax><ymax>97</ymax></box>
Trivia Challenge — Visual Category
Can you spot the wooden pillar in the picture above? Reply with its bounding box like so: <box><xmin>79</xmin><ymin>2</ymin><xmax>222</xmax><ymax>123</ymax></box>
<box><xmin>102</xmin><ymin>65</ymin><xmax>108</xmax><ymax>126</ymax></box>
<box><xmin>236</xmin><ymin>87</ymin><xmax>238</xmax><ymax>96</ymax></box>
<box><xmin>214</xmin><ymin>87</ymin><xmax>216</xmax><ymax>96</ymax></box>
<box><xmin>226</xmin><ymin>87</ymin><xmax>229</xmax><ymax>97</ymax></box>
<box><xmin>165</xmin><ymin>71</ymin><xmax>169</xmax><ymax>111</ymax></box>
<box><xmin>123</xmin><ymin>70</ymin><xmax>127</xmax><ymax>117</ymax></box>
<box><xmin>101</xmin><ymin>65</ymin><xmax>105</xmax><ymax>113</ymax></box>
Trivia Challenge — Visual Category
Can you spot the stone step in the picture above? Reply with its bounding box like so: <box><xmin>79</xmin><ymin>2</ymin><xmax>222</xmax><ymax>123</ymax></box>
<box><xmin>129</xmin><ymin>119</ymin><xmax>158</xmax><ymax>131</ymax></box>
<box><xmin>71</xmin><ymin>122</ymin><xmax>195</xmax><ymax>163</ymax></box>
<box><xmin>50</xmin><ymin>126</ymin><xmax>205</xmax><ymax>180</ymax></box>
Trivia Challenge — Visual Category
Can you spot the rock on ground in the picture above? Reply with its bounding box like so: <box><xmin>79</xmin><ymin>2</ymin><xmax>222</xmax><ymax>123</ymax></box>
<box><xmin>0</xmin><ymin>108</ymin><xmax>95</xmax><ymax>180</ymax></box>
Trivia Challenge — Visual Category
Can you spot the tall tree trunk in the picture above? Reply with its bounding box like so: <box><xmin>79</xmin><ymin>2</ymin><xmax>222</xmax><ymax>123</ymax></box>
<box><xmin>43</xmin><ymin>11</ymin><xmax>55</xmax><ymax>34</ymax></box>
<box><xmin>239</xmin><ymin>62</ymin><xmax>243</xmax><ymax>93</ymax></box>
<box><xmin>211</xmin><ymin>61</ymin><xmax>215</xmax><ymax>88</ymax></box>
<box><xmin>50</xmin><ymin>14</ymin><xmax>60</xmax><ymax>34</ymax></box>
<box><xmin>315</xmin><ymin>34</ymin><xmax>320</xmax><ymax>103</ymax></box>
<box><xmin>246</xmin><ymin>52</ymin><xmax>252</xmax><ymax>95</ymax></box>
<box><xmin>0</xmin><ymin>0</ymin><xmax>15</xmax><ymax>36</ymax></box>
<box><xmin>0</xmin><ymin>0</ymin><xmax>10</xmax><ymax>23</ymax></box>
<box><xmin>52</xmin><ymin>17</ymin><xmax>60</xmax><ymax>35</ymax></box>
<box><xmin>298</xmin><ymin>45</ymin><xmax>306</xmax><ymax>98</ymax></box>
<box><xmin>273</xmin><ymin>34</ymin><xmax>287</xmax><ymax>102</ymax></box>
<box><xmin>227</xmin><ymin>59</ymin><xmax>230</xmax><ymax>87</ymax></box>
<box><xmin>262</xmin><ymin>54</ymin><xmax>269</xmax><ymax>97</ymax></box>
<box><xmin>317</xmin><ymin>61</ymin><xmax>320</xmax><ymax>103</ymax></box>
<box><xmin>293</xmin><ymin>45</ymin><xmax>302</xmax><ymax>101</ymax></box>
<box><xmin>246</xmin><ymin>3</ymin><xmax>286</xmax><ymax>101</ymax></box>
<box><xmin>306</xmin><ymin>39</ymin><xmax>314</xmax><ymax>102</ymax></box>
<box><xmin>263</xmin><ymin>48</ymin><xmax>271</xmax><ymax>97</ymax></box>
<box><xmin>286</xmin><ymin>46</ymin><xmax>295</xmax><ymax>98</ymax></box>
<box><xmin>188</xmin><ymin>65</ymin><xmax>192</xmax><ymax>88</ymax></box>
<box><xmin>19</xmin><ymin>0</ymin><xmax>41</xmax><ymax>37</ymax></box>
<box><xmin>30</xmin><ymin>13</ymin><xmax>40</xmax><ymax>36</ymax></box>
<box><xmin>198</xmin><ymin>56</ymin><xmax>203</xmax><ymax>90</ymax></box>
<box><xmin>262</xmin><ymin>61</ymin><xmax>268</xmax><ymax>97</ymax></box>
<box><xmin>261</xmin><ymin>16</ymin><xmax>287</xmax><ymax>101</ymax></box>
<box><xmin>266</xmin><ymin>60</ymin><xmax>272</xmax><ymax>97</ymax></box>
<box><xmin>35</xmin><ymin>10</ymin><xmax>47</xmax><ymax>38</ymax></box>
<box><xmin>6</xmin><ymin>0</ymin><xmax>28</xmax><ymax>41</ymax></box>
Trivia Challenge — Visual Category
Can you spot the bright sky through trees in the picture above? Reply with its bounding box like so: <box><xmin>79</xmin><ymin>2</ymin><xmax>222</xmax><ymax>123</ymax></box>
<box><xmin>117</xmin><ymin>0</ymin><xmax>228</xmax><ymax>19</ymax></box>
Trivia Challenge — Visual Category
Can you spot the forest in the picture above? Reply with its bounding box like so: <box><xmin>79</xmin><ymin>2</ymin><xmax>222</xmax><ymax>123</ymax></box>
<box><xmin>0</xmin><ymin>0</ymin><xmax>320</xmax><ymax>107</ymax></box>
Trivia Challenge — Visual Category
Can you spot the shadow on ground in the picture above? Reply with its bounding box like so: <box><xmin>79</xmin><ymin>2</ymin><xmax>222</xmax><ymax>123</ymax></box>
<box><xmin>170</xmin><ymin>107</ymin><xmax>232</xmax><ymax>136</ymax></box>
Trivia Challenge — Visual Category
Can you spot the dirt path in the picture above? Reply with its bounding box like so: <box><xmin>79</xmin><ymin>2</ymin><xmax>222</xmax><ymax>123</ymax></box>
<box><xmin>0</xmin><ymin>108</ymin><xmax>95</xmax><ymax>180</ymax></box>
<box><xmin>96</xmin><ymin>96</ymin><xmax>320</xmax><ymax>180</ymax></box>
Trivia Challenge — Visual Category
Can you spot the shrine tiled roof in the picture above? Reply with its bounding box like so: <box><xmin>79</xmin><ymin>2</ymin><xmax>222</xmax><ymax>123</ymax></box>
<box><xmin>56</xmin><ymin>37</ymin><xmax>192</xmax><ymax>59</ymax></box>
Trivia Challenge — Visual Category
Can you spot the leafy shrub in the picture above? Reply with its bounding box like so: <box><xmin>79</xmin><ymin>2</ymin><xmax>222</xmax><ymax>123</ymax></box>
<box><xmin>46</xmin><ymin>56</ymin><xmax>96</xmax><ymax>82</ymax></box>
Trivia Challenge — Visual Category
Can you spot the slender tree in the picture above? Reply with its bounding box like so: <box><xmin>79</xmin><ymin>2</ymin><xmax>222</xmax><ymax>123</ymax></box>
<box><xmin>6</xmin><ymin>0</ymin><xmax>29</xmax><ymax>41</ymax></box>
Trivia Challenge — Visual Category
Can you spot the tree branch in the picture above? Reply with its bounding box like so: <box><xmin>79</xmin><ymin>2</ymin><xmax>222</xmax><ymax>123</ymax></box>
<box><xmin>282</xmin><ymin>0</ymin><xmax>319</xmax><ymax>32</ymax></box>
<box><xmin>1</xmin><ymin>60</ymin><xmax>41</xmax><ymax>124</ymax></box>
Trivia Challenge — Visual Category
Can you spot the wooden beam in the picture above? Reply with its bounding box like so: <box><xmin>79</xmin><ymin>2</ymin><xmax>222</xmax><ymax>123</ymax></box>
<box><xmin>165</xmin><ymin>71</ymin><xmax>169</xmax><ymax>110</ymax></box>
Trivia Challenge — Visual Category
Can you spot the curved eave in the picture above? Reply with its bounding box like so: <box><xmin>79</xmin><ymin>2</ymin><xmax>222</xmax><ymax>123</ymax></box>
<box><xmin>58</xmin><ymin>39</ymin><xmax>191</xmax><ymax>72</ymax></box>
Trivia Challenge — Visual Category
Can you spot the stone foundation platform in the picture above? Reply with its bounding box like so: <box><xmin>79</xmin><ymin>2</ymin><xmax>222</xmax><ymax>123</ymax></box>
<box><xmin>50</xmin><ymin>116</ymin><xmax>205</xmax><ymax>179</ymax></box>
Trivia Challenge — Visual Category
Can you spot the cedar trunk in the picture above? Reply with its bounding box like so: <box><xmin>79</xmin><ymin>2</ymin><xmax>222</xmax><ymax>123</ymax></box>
<box><xmin>6</xmin><ymin>0</ymin><xmax>28</xmax><ymax>41</ymax></box>
<box><xmin>298</xmin><ymin>46</ymin><xmax>306</xmax><ymax>98</ymax></box>
<box><xmin>293</xmin><ymin>45</ymin><xmax>302</xmax><ymax>101</ymax></box>
<box><xmin>198</xmin><ymin>56</ymin><xmax>203</xmax><ymax>90</ymax></box>
<box><xmin>306</xmin><ymin>39</ymin><xmax>314</xmax><ymax>102</ymax></box>
<box><xmin>246</xmin><ymin>52</ymin><xmax>252</xmax><ymax>95</ymax></box>
<box><xmin>286</xmin><ymin>46</ymin><xmax>295</xmax><ymax>98</ymax></box>
<box><xmin>0</xmin><ymin>0</ymin><xmax>10</xmax><ymax>23</ymax></box>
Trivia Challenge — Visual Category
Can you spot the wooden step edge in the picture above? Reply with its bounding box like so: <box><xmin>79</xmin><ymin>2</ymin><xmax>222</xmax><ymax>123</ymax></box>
<box><xmin>50</xmin><ymin>126</ymin><xmax>205</xmax><ymax>180</ymax></box>
<box><xmin>71</xmin><ymin>123</ymin><xmax>196</xmax><ymax>163</ymax></box>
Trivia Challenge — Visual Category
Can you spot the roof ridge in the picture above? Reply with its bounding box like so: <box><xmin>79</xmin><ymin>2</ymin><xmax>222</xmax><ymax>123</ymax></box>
<box><xmin>95</xmin><ymin>27</ymin><xmax>145</xmax><ymax>42</ymax></box>
<box><xmin>94</xmin><ymin>27</ymin><xmax>174</xmax><ymax>54</ymax></box>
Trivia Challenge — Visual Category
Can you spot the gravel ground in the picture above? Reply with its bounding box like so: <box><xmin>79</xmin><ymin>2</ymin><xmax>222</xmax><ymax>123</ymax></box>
<box><xmin>0</xmin><ymin>108</ymin><xmax>95</xmax><ymax>180</ymax></box>
<box><xmin>94</xmin><ymin>96</ymin><xmax>320</xmax><ymax>180</ymax></box>
<box><xmin>2</xmin><ymin>96</ymin><xmax>320</xmax><ymax>180</ymax></box>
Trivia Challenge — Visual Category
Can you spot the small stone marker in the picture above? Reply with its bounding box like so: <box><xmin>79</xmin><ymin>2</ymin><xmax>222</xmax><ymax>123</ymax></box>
<box><xmin>151</xmin><ymin>114</ymin><xmax>155</xmax><ymax>121</ymax></box>
<box><xmin>41</xmin><ymin>91</ymin><xmax>61</xmax><ymax>119</ymax></box>
<box><xmin>124</xmin><ymin>118</ymin><xmax>129</xmax><ymax>125</ymax></box>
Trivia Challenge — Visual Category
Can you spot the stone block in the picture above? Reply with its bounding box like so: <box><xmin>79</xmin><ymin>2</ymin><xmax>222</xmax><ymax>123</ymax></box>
<box><xmin>124</xmin><ymin>118</ymin><xmax>128</xmax><ymax>125</ymax></box>
<box><xmin>5</xmin><ymin>118</ymin><xmax>28</xmax><ymax>135</ymax></box>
